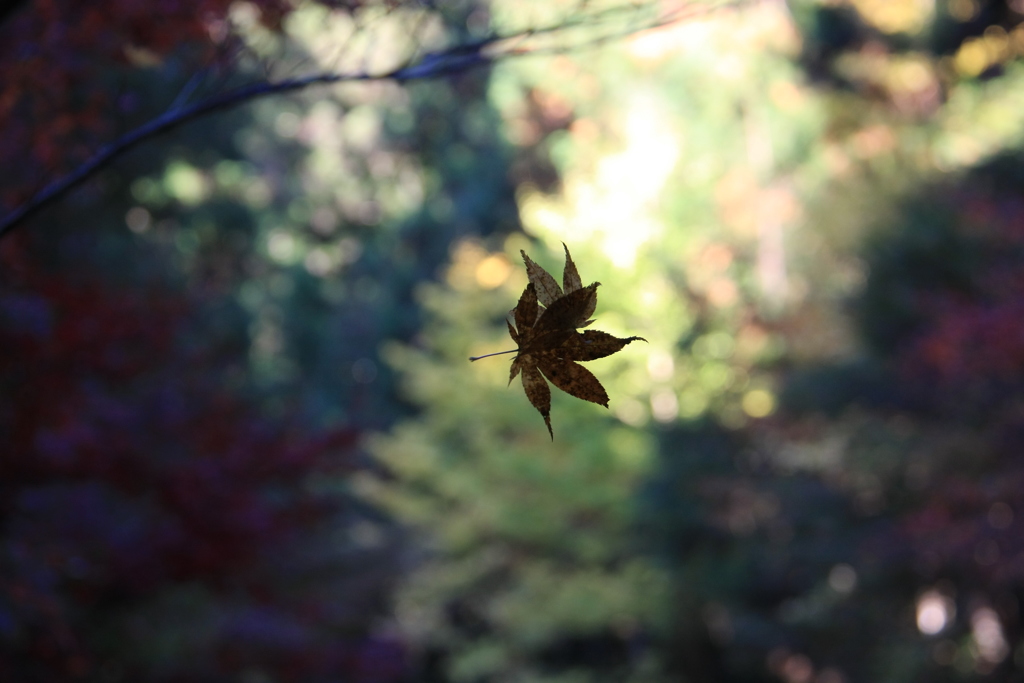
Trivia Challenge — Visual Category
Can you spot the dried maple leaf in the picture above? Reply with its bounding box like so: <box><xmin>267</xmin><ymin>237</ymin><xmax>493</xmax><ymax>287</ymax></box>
<box><xmin>521</xmin><ymin>242</ymin><xmax>596</xmax><ymax>327</ymax></box>
<box><xmin>471</xmin><ymin>245</ymin><xmax>645</xmax><ymax>439</ymax></box>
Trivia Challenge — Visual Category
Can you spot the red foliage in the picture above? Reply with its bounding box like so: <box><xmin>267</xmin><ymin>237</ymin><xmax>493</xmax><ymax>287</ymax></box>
<box><xmin>900</xmin><ymin>471</ymin><xmax>1024</xmax><ymax>583</ymax></box>
<box><xmin>897</xmin><ymin>196</ymin><xmax>1024</xmax><ymax>391</ymax></box>
<box><xmin>0</xmin><ymin>236</ymin><xmax>402</xmax><ymax>681</ymax></box>
<box><xmin>0</xmin><ymin>0</ymin><xmax>294</xmax><ymax>209</ymax></box>
<box><xmin>885</xmin><ymin>191</ymin><xmax>1024</xmax><ymax>600</ymax></box>
<box><xmin>909</xmin><ymin>297</ymin><xmax>1024</xmax><ymax>384</ymax></box>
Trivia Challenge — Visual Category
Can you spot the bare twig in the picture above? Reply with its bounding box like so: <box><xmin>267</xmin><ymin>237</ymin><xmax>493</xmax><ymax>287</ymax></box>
<box><xmin>0</xmin><ymin>1</ymin><xmax>735</xmax><ymax>240</ymax></box>
<box><xmin>0</xmin><ymin>72</ymin><xmax>360</xmax><ymax>239</ymax></box>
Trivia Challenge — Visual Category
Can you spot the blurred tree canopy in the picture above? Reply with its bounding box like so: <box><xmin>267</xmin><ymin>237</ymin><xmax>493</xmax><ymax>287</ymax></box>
<box><xmin>369</xmin><ymin>1</ymin><xmax>1024</xmax><ymax>681</ymax></box>
<box><xmin>7</xmin><ymin>0</ymin><xmax>1024</xmax><ymax>682</ymax></box>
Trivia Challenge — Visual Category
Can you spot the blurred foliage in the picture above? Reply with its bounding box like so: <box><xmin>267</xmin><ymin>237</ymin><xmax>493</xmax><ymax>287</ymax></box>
<box><xmin>367</xmin><ymin>1</ymin><xmax>1024</xmax><ymax>682</ymax></box>
<box><xmin>9</xmin><ymin>0</ymin><xmax>1024</xmax><ymax>681</ymax></box>
<box><xmin>364</xmin><ymin>239</ymin><xmax>668</xmax><ymax>681</ymax></box>
<box><xmin>1</xmin><ymin>0</ymin><xmax>520</xmax><ymax>679</ymax></box>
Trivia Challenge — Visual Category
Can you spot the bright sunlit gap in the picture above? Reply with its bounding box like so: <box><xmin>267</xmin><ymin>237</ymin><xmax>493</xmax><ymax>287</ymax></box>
<box><xmin>475</xmin><ymin>254</ymin><xmax>514</xmax><ymax>289</ymax></box>
<box><xmin>971</xmin><ymin>606</ymin><xmax>1009</xmax><ymax>665</ymax></box>
<box><xmin>521</xmin><ymin>95</ymin><xmax>680</xmax><ymax>269</ymax></box>
<box><xmin>850</xmin><ymin>0</ymin><xmax>934</xmax><ymax>36</ymax></box>
<box><xmin>916</xmin><ymin>590</ymin><xmax>955</xmax><ymax>635</ymax></box>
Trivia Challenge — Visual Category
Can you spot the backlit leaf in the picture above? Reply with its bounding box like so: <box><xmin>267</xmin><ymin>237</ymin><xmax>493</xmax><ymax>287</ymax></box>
<box><xmin>492</xmin><ymin>245</ymin><xmax>646</xmax><ymax>438</ymax></box>
<box><xmin>521</xmin><ymin>250</ymin><xmax>563</xmax><ymax>307</ymax></box>
<box><xmin>538</xmin><ymin>355</ymin><xmax>609</xmax><ymax>407</ymax></box>
<box><xmin>561</xmin><ymin>242</ymin><xmax>583</xmax><ymax>295</ymax></box>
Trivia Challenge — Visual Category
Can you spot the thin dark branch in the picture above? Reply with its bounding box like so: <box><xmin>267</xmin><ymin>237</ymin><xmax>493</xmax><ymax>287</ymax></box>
<box><xmin>0</xmin><ymin>1</ymin><xmax>734</xmax><ymax>240</ymax></box>
<box><xmin>0</xmin><ymin>38</ymin><xmax>510</xmax><ymax>238</ymax></box>
<box><xmin>0</xmin><ymin>72</ymin><xmax>357</xmax><ymax>239</ymax></box>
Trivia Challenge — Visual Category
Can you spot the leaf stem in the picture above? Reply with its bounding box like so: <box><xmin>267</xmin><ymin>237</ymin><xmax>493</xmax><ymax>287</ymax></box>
<box><xmin>468</xmin><ymin>349</ymin><xmax>518</xmax><ymax>362</ymax></box>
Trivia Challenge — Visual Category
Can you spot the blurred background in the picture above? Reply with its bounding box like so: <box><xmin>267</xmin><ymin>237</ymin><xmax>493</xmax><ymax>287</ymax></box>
<box><xmin>4</xmin><ymin>0</ymin><xmax>1024</xmax><ymax>680</ymax></box>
